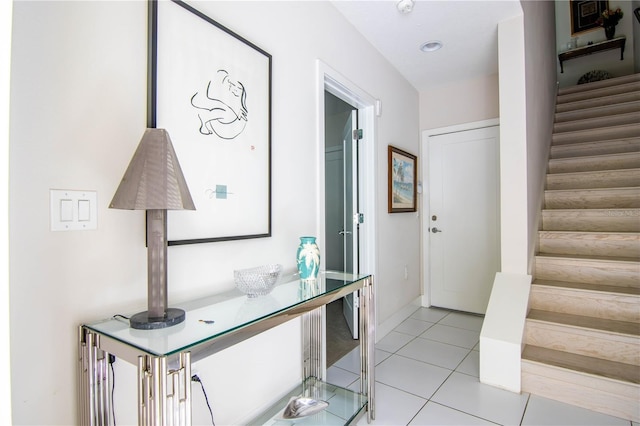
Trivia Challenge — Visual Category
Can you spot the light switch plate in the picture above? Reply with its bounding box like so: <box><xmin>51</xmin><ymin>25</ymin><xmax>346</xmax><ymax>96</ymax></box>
<box><xmin>50</xmin><ymin>189</ymin><xmax>97</xmax><ymax>231</ymax></box>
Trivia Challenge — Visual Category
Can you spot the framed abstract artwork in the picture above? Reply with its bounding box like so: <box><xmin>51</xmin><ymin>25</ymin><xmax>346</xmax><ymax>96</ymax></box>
<box><xmin>149</xmin><ymin>0</ymin><xmax>272</xmax><ymax>245</ymax></box>
<box><xmin>388</xmin><ymin>145</ymin><xmax>417</xmax><ymax>213</ymax></box>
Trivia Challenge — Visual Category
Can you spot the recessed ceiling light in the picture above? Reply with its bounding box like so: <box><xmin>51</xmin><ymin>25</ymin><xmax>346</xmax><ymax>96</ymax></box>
<box><xmin>420</xmin><ymin>41</ymin><xmax>443</xmax><ymax>52</ymax></box>
<box><xmin>397</xmin><ymin>0</ymin><xmax>414</xmax><ymax>14</ymax></box>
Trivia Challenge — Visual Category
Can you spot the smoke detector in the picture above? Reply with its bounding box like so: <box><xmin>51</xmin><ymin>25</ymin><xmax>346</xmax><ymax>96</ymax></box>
<box><xmin>397</xmin><ymin>0</ymin><xmax>414</xmax><ymax>14</ymax></box>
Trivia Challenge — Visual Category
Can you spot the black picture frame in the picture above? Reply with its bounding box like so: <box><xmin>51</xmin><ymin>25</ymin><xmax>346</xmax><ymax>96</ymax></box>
<box><xmin>570</xmin><ymin>0</ymin><xmax>609</xmax><ymax>35</ymax></box>
<box><xmin>148</xmin><ymin>0</ymin><xmax>272</xmax><ymax>245</ymax></box>
<box><xmin>388</xmin><ymin>146</ymin><xmax>417</xmax><ymax>213</ymax></box>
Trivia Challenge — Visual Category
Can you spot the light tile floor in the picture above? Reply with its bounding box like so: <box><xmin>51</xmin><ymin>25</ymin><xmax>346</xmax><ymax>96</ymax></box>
<box><xmin>326</xmin><ymin>307</ymin><xmax>638</xmax><ymax>426</ymax></box>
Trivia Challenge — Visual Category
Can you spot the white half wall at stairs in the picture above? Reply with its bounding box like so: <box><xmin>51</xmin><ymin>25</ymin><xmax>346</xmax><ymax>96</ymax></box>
<box><xmin>480</xmin><ymin>272</ymin><xmax>532</xmax><ymax>393</ymax></box>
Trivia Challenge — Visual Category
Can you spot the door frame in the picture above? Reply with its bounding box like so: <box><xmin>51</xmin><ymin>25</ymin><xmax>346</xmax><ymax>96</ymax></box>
<box><xmin>316</xmin><ymin>60</ymin><xmax>378</xmax><ymax>373</ymax></box>
<box><xmin>420</xmin><ymin>118</ymin><xmax>499</xmax><ymax>307</ymax></box>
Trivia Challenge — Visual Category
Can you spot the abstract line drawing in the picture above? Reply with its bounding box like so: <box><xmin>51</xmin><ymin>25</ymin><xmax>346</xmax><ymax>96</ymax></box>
<box><xmin>191</xmin><ymin>70</ymin><xmax>248</xmax><ymax>139</ymax></box>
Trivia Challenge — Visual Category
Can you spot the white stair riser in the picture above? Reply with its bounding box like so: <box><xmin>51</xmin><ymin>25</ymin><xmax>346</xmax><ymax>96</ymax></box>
<box><xmin>525</xmin><ymin>320</ymin><xmax>640</xmax><ymax>365</ymax></box>
<box><xmin>556</xmin><ymin>92</ymin><xmax>640</xmax><ymax>114</ymax></box>
<box><xmin>535</xmin><ymin>257</ymin><xmax>640</xmax><ymax>287</ymax></box>
<box><xmin>538</xmin><ymin>232</ymin><xmax>640</xmax><ymax>257</ymax></box>
<box><xmin>552</xmin><ymin>124</ymin><xmax>640</xmax><ymax>145</ymax></box>
<box><xmin>522</xmin><ymin>362</ymin><xmax>640</xmax><ymax>422</ymax></box>
<box><xmin>558</xmin><ymin>74</ymin><xmax>640</xmax><ymax>96</ymax></box>
<box><xmin>554</xmin><ymin>112</ymin><xmax>640</xmax><ymax>134</ymax></box>
<box><xmin>545</xmin><ymin>188</ymin><xmax>640</xmax><ymax>209</ymax></box>
<box><xmin>530</xmin><ymin>285</ymin><xmax>640</xmax><ymax>323</ymax></box>
<box><xmin>555</xmin><ymin>101</ymin><xmax>640</xmax><ymax>124</ymax></box>
<box><xmin>550</xmin><ymin>138</ymin><xmax>640</xmax><ymax>159</ymax></box>
<box><xmin>542</xmin><ymin>209</ymin><xmax>640</xmax><ymax>232</ymax></box>
<box><xmin>546</xmin><ymin>169</ymin><xmax>640</xmax><ymax>190</ymax></box>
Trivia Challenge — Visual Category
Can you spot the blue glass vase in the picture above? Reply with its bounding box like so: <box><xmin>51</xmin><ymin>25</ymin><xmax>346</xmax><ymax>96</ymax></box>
<box><xmin>296</xmin><ymin>236</ymin><xmax>320</xmax><ymax>281</ymax></box>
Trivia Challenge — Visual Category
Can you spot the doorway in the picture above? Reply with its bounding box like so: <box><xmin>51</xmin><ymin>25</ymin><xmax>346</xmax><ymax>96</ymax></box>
<box><xmin>423</xmin><ymin>122</ymin><xmax>500</xmax><ymax>314</ymax></box>
<box><xmin>318</xmin><ymin>60</ymin><xmax>377</xmax><ymax>373</ymax></box>
<box><xmin>324</xmin><ymin>91</ymin><xmax>359</xmax><ymax>366</ymax></box>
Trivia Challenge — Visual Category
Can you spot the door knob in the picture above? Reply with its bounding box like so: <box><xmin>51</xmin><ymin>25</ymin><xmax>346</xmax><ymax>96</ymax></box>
<box><xmin>431</xmin><ymin>227</ymin><xmax>442</xmax><ymax>233</ymax></box>
<box><xmin>339</xmin><ymin>230</ymin><xmax>352</xmax><ymax>235</ymax></box>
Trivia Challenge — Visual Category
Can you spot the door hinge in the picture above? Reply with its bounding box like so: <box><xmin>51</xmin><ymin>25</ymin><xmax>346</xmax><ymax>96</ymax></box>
<box><xmin>354</xmin><ymin>213</ymin><xmax>364</xmax><ymax>224</ymax></box>
<box><xmin>353</xmin><ymin>293</ymin><xmax>360</xmax><ymax>308</ymax></box>
<box><xmin>353</xmin><ymin>129</ymin><xmax>363</xmax><ymax>140</ymax></box>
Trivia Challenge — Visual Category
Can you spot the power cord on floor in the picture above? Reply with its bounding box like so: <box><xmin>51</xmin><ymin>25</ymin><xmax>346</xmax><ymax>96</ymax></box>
<box><xmin>192</xmin><ymin>374</ymin><xmax>215</xmax><ymax>425</ymax></box>
<box><xmin>108</xmin><ymin>354</ymin><xmax>117</xmax><ymax>426</ymax></box>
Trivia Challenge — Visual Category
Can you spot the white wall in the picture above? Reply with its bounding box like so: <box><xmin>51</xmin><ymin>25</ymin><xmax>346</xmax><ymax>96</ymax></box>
<box><xmin>498</xmin><ymin>13</ymin><xmax>529</xmax><ymax>275</ymax></box>
<box><xmin>1</xmin><ymin>0</ymin><xmax>12</xmax><ymax>423</ymax></box>
<box><xmin>523</xmin><ymin>0</ymin><xmax>559</xmax><ymax>272</ymax></box>
<box><xmin>419</xmin><ymin>73</ymin><xmax>499</xmax><ymax>131</ymax></box>
<box><xmin>555</xmin><ymin>0</ymin><xmax>636</xmax><ymax>88</ymax></box>
<box><xmin>9</xmin><ymin>1</ymin><xmax>419</xmax><ymax>424</ymax></box>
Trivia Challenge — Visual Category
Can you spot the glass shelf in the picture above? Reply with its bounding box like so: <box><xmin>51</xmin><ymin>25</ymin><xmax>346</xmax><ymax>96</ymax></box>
<box><xmin>85</xmin><ymin>271</ymin><xmax>371</xmax><ymax>360</ymax></box>
<box><xmin>248</xmin><ymin>378</ymin><xmax>368</xmax><ymax>426</ymax></box>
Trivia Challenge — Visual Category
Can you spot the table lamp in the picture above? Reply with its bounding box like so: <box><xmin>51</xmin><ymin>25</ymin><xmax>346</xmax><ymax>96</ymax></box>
<box><xmin>110</xmin><ymin>128</ymin><xmax>195</xmax><ymax>329</ymax></box>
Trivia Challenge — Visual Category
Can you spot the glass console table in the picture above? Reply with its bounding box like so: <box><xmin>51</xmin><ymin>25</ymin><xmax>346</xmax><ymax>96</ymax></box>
<box><xmin>78</xmin><ymin>271</ymin><xmax>375</xmax><ymax>425</ymax></box>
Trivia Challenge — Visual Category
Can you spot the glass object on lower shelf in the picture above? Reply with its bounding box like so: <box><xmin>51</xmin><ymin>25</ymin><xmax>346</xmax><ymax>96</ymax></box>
<box><xmin>248</xmin><ymin>378</ymin><xmax>368</xmax><ymax>425</ymax></box>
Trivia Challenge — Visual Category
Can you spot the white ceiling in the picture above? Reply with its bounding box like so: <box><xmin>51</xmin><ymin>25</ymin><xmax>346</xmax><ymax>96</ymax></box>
<box><xmin>331</xmin><ymin>0</ymin><xmax>524</xmax><ymax>92</ymax></box>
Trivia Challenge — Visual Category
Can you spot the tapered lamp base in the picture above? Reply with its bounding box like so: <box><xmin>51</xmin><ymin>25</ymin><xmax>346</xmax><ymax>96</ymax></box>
<box><xmin>129</xmin><ymin>308</ymin><xmax>186</xmax><ymax>330</ymax></box>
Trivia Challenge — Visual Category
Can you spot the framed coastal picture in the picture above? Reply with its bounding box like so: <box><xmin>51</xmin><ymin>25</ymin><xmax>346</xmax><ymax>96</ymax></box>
<box><xmin>149</xmin><ymin>0</ymin><xmax>272</xmax><ymax>245</ymax></box>
<box><xmin>570</xmin><ymin>0</ymin><xmax>608</xmax><ymax>35</ymax></box>
<box><xmin>388</xmin><ymin>145</ymin><xmax>417</xmax><ymax>213</ymax></box>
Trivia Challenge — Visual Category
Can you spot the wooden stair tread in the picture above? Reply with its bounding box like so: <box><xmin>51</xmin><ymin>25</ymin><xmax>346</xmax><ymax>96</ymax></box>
<box><xmin>554</xmin><ymin>101</ymin><xmax>640</xmax><ymax>123</ymax></box>
<box><xmin>546</xmin><ymin>168</ymin><xmax>640</xmax><ymax>177</ymax></box>
<box><xmin>532</xmin><ymin>279</ymin><xmax>640</xmax><ymax>295</ymax></box>
<box><xmin>527</xmin><ymin>309</ymin><xmax>640</xmax><ymax>337</ymax></box>
<box><xmin>536</xmin><ymin>252</ymin><xmax>640</xmax><ymax>263</ymax></box>
<box><xmin>555</xmin><ymin>92</ymin><xmax>640</xmax><ymax>113</ymax></box>
<box><xmin>549</xmin><ymin>151</ymin><xmax>640</xmax><ymax>161</ymax></box>
<box><xmin>557</xmin><ymin>73</ymin><xmax>640</xmax><ymax>96</ymax></box>
<box><xmin>550</xmin><ymin>138</ymin><xmax>640</xmax><ymax>159</ymax></box>
<box><xmin>522</xmin><ymin>345</ymin><xmax>640</xmax><ymax>384</ymax></box>
<box><xmin>552</xmin><ymin>123</ymin><xmax>640</xmax><ymax>145</ymax></box>
<box><xmin>538</xmin><ymin>231</ymin><xmax>640</xmax><ymax>237</ymax></box>
<box><xmin>554</xmin><ymin>111</ymin><xmax>640</xmax><ymax>134</ymax></box>
<box><xmin>557</xmin><ymin>82</ymin><xmax>640</xmax><ymax>105</ymax></box>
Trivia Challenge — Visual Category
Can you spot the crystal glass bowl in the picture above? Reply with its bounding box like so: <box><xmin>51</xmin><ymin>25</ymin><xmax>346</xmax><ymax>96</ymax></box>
<box><xmin>234</xmin><ymin>264</ymin><xmax>283</xmax><ymax>297</ymax></box>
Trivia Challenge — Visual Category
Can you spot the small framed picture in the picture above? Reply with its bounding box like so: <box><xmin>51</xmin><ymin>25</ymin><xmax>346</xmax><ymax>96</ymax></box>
<box><xmin>388</xmin><ymin>145</ymin><xmax>417</xmax><ymax>213</ymax></box>
<box><xmin>570</xmin><ymin>0</ymin><xmax>608</xmax><ymax>35</ymax></box>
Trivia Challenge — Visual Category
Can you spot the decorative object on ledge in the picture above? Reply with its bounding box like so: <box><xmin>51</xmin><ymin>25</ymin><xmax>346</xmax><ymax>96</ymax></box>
<box><xmin>577</xmin><ymin>70</ymin><xmax>612</xmax><ymax>85</ymax></box>
<box><xmin>279</xmin><ymin>396</ymin><xmax>329</xmax><ymax>420</ymax></box>
<box><xmin>296</xmin><ymin>237</ymin><xmax>320</xmax><ymax>282</ymax></box>
<box><xmin>388</xmin><ymin>145</ymin><xmax>417</xmax><ymax>213</ymax></box>
<box><xmin>149</xmin><ymin>0</ymin><xmax>272</xmax><ymax>245</ymax></box>
<box><xmin>110</xmin><ymin>128</ymin><xmax>195</xmax><ymax>329</ymax></box>
<box><xmin>234</xmin><ymin>264</ymin><xmax>282</xmax><ymax>297</ymax></box>
<box><xmin>570</xmin><ymin>0</ymin><xmax>608</xmax><ymax>35</ymax></box>
<box><xmin>558</xmin><ymin>36</ymin><xmax>626</xmax><ymax>73</ymax></box>
<box><xmin>596</xmin><ymin>7</ymin><xmax>623</xmax><ymax>40</ymax></box>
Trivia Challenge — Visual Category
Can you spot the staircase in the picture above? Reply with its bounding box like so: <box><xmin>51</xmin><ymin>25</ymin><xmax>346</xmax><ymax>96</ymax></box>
<box><xmin>521</xmin><ymin>73</ymin><xmax>640</xmax><ymax>422</ymax></box>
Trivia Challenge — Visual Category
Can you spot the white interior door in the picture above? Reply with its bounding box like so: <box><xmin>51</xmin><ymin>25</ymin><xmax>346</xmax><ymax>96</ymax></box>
<box><xmin>342</xmin><ymin>111</ymin><xmax>358</xmax><ymax>339</ymax></box>
<box><xmin>324</xmin><ymin>101</ymin><xmax>359</xmax><ymax>339</ymax></box>
<box><xmin>429</xmin><ymin>126</ymin><xmax>500</xmax><ymax>314</ymax></box>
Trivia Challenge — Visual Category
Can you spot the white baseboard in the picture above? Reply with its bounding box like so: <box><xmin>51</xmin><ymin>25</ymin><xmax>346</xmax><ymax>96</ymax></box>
<box><xmin>376</xmin><ymin>296</ymin><xmax>422</xmax><ymax>342</ymax></box>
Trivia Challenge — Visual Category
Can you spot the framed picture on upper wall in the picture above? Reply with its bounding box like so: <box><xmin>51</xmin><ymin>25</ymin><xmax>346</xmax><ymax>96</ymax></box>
<box><xmin>149</xmin><ymin>0</ymin><xmax>272</xmax><ymax>245</ymax></box>
<box><xmin>388</xmin><ymin>145</ymin><xmax>417</xmax><ymax>213</ymax></box>
<box><xmin>570</xmin><ymin>0</ymin><xmax>609</xmax><ymax>35</ymax></box>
